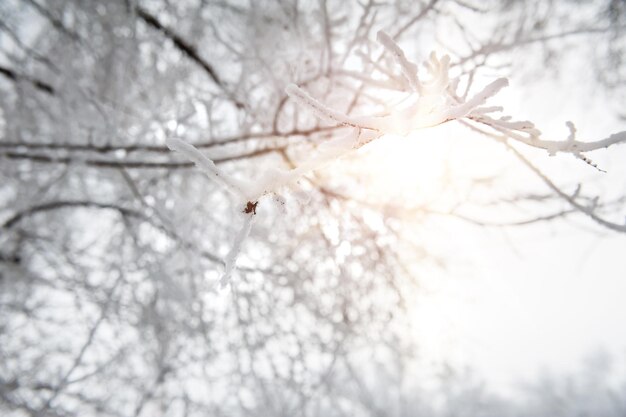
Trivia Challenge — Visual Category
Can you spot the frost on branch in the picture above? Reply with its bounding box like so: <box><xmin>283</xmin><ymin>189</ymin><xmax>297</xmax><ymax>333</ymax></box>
<box><xmin>169</xmin><ymin>36</ymin><xmax>511</xmax><ymax>190</ymax></box>
<box><xmin>220</xmin><ymin>210</ymin><xmax>255</xmax><ymax>287</ymax></box>
<box><xmin>167</xmin><ymin>30</ymin><xmax>626</xmax><ymax>281</ymax></box>
<box><xmin>468</xmin><ymin>109</ymin><xmax>626</xmax><ymax>169</ymax></box>
<box><xmin>168</xmin><ymin>129</ymin><xmax>368</xmax><ymax>203</ymax></box>
<box><xmin>375</xmin><ymin>31</ymin><xmax>421</xmax><ymax>94</ymax></box>
<box><xmin>166</xmin><ymin>137</ymin><xmax>247</xmax><ymax>198</ymax></box>
<box><xmin>167</xmin><ymin>128</ymin><xmax>373</xmax><ymax>284</ymax></box>
<box><xmin>286</xmin><ymin>31</ymin><xmax>509</xmax><ymax>136</ymax></box>
<box><xmin>287</xmin><ymin>30</ymin><xmax>626</xmax><ymax>166</ymax></box>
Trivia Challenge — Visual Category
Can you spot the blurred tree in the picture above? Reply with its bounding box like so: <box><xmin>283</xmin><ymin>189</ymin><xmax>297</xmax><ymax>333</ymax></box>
<box><xmin>0</xmin><ymin>1</ymin><xmax>624</xmax><ymax>416</ymax></box>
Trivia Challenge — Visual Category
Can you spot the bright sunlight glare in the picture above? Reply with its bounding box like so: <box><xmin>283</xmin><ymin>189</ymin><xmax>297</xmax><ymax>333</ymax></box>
<box><xmin>317</xmin><ymin>61</ymin><xmax>626</xmax><ymax>393</ymax></box>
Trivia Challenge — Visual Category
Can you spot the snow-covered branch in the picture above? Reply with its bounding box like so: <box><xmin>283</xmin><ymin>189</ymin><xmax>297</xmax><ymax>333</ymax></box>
<box><xmin>287</xmin><ymin>31</ymin><xmax>510</xmax><ymax>136</ymax></box>
<box><xmin>288</xmin><ymin>30</ymin><xmax>625</xmax><ymax>168</ymax></box>
<box><xmin>166</xmin><ymin>29</ymin><xmax>626</xmax><ymax>281</ymax></box>
<box><xmin>166</xmin><ymin>137</ymin><xmax>248</xmax><ymax>198</ymax></box>
<box><xmin>167</xmin><ymin>128</ymin><xmax>380</xmax><ymax>283</ymax></box>
<box><xmin>472</xmin><ymin>115</ymin><xmax>626</xmax><ymax>156</ymax></box>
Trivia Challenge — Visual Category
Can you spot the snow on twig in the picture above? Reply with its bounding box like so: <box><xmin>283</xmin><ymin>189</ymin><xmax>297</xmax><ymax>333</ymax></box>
<box><xmin>166</xmin><ymin>137</ymin><xmax>247</xmax><ymax>198</ymax></box>
<box><xmin>471</xmin><ymin>116</ymin><xmax>626</xmax><ymax>158</ymax></box>
<box><xmin>220</xmin><ymin>211</ymin><xmax>255</xmax><ymax>287</ymax></box>
<box><xmin>166</xmin><ymin>129</ymin><xmax>371</xmax><ymax>284</ymax></box>
<box><xmin>285</xmin><ymin>84</ymin><xmax>382</xmax><ymax>130</ymax></box>
<box><xmin>376</xmin><ymin>31</ymin><xmax>421</xmax><ymax>93</ymax></box>
<box><xmin>288</xmin><ymin>31</ymin><xmax>510</xmax><ymax>136</ymax></box>
<box><xmin>288</xmin><ymin>30</ymin><xmax>626</xmax><ymax>163</ymax></box>
<box><xmin>167</xmin><ymin>29</ymin><xmax>626</xmax><ymax>282</ymax></box>
<box><xmin>447</xmin><ymin>78</ymin><xmax>509</xmax><ymax>119</ymax></box>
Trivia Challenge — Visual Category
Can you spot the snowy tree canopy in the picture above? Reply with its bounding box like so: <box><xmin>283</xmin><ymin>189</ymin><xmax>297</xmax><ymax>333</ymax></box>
<box><xmin>1</xmin><ymin>0</ymin><xmax>626</xmax><ymax>416</ymax></box>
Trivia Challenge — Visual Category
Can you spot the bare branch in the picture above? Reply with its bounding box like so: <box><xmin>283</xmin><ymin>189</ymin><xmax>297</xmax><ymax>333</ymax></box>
<box><xmin>0</xmin><ymin>64</ymin><xmax>55</xmax><ymax>94</ymax></box>
<box><xmin>135</xmin><ymin>6</ymin><xmax>244</xmax><ymax>108</ymax></box>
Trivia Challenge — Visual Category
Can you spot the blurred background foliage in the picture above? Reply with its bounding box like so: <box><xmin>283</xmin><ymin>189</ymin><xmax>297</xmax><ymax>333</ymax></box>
<box><xmin>0</xmin><ymin>0</ymin><xmax>625</xmax><ymax>416</ymax></box>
